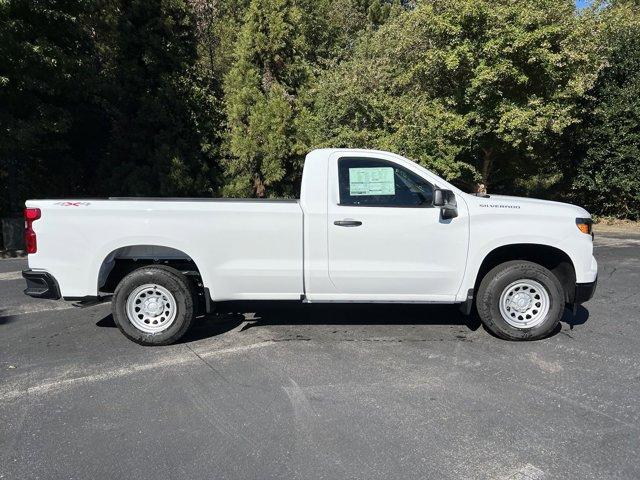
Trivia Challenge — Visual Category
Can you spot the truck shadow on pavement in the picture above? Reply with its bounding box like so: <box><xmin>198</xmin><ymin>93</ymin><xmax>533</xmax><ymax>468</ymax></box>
<box><xmin>205</xmin><ymin>302</ymin><xmax>486</xmax><ymax>342</ymax></box>
<box><xmin>0</xmin><ymin>309</ymin><xmax>17</xmax><ymax>325</ymax></box>
<box><xmin>96</xmin><ymin>303</ymin><xmax>481</xmax><ymax>342</ymax></box>
<box><xmin>563</xmin><ymin>305</ymin><xmax>589</xmax><ymax>329</ymax></box>
<box><xmin>95</xmin><ymin>302</ymin><xmax>590</xmax><ymax>343</ymax></box>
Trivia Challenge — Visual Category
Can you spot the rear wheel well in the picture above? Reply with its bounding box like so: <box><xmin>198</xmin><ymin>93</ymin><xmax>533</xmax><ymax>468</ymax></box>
<box><xmin>475</xmin><ymin>244</ymin><xmax>576</xmax><ymax>303</ymax></box>
<box><xmin>98</xmin><ymin>246</ymin><xmax>206</xmax><ymax>312</ymax></box>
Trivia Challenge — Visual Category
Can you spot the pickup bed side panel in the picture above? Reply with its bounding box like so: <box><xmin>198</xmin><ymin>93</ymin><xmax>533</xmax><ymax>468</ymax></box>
<box><xmin>26</xmin><ymin>200</ymin><xmax>304</xmax><ymax>300</ymax></box>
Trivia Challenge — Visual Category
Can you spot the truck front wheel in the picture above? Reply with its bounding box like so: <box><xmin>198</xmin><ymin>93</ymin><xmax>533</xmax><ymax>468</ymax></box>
<box><xmin>112</xmin><ymin>265</ymin><xmax>195</xmax><ymax>345</ymax></box>
<box><xmin>476</xmin><ymin>260</ymin><xmax>564</xmax><ymax>340</ymax></box>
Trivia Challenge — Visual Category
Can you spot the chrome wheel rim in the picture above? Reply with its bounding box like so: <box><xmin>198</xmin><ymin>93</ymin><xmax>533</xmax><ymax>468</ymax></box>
<box><xmin>498</xmin><ymin>279</ymin><xmax>550</xmax><ymax>329</ymax></box>
<box><xmin>126</xmin><ymin>284</ymin><xmax>177</xmax><ymax>334</ymax></box>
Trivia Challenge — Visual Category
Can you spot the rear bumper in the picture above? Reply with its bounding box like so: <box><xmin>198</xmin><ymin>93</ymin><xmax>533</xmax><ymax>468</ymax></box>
<box><xmin>575</xmin><ymin>277</ymin><xmax>597</xmax><ymax>304</ymax></box>
<box><xmin>22</xmin><ymin>270</ymin><xmax>61</xmax><ymax>300</ymax></box>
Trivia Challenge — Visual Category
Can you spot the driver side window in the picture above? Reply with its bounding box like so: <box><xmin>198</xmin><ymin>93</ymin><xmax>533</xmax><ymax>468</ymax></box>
<box><xmin>338</xmin><ymin>157</ymin><xmax>434</xmax><ymax>207</ymax></box>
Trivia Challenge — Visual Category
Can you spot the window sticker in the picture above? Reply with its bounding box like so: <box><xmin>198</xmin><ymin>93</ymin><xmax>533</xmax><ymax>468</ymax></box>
<box><xmin>348</xmin><ymin>167</ymin><xmax>395</xmax><ymax>196</ymax></box>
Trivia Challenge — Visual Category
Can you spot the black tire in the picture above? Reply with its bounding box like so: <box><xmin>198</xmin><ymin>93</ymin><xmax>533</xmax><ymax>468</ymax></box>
<box><xmin>476</xmin><ymin>260</ymin><xmax>564</xmax><ymax>341</ymax></box>
<box><xmin>112</xmin><ymin>265</ymin><xmax>196</xmax><ymax>346</ymax></box>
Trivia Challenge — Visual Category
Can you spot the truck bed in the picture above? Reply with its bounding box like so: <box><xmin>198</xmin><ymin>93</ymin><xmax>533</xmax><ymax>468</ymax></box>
<box><xmin>108</xmin><ymin>197</ymin><xmax>299</xmax><ymax>202</ymax></box>
<box><xmin>25</xmin><ymin>198</ymin><xmax>304</xmax><ymax>300</ymax></box>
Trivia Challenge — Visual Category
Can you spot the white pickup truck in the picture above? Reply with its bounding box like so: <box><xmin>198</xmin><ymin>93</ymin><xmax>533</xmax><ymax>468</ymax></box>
<box><xmin>22</xmin><ymin>148</ymin><xmax>597</xmax><ymax>345</ymax></box>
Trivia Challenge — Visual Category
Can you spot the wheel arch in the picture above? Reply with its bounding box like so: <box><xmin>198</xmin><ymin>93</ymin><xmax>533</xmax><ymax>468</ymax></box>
<box><xmin>473</xmin><ymin>243</ymin><xmax>577</xmax><ymax>303</ymax></box>
<box><xmin>96</xmin><ymin>244</ymin><xmax>204</xmax><ymax>294</ymax></box>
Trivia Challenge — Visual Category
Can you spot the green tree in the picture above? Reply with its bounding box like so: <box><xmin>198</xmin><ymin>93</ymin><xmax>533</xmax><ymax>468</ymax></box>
<box><xmin>572</xmin><ymin>2</ymin><xmax>640</xmax><ymax>219</ymax></box>
<box><xmin>0</xmin><ymin>0</ymin><xmax>102</xmax><ymax>213</ymax></box>
<box><xmin>190</xmin><ymin>0</ymin><xmax>249</xmax><ymax>92</ymax></box>
<box><xmin>97</xmin><ymin>0</ymin><xmax>221</xmax><ymax>197</ymax></box>
<box><xmin>302</xmin><ymin>0</ymin><xmax>599</xmax><ymax>193</ymax></box>
<box><xmin>221</xmin><ymin>0</ymin><xmax>402</xmax><ymax>197</ymax></box>
<box><xmin>222</xmin><ymin>0</ymin><xmax>313</xmax><ymax>197</ymax></box>
<box><xmin>325</xmin><ymin>0</ymin><xmax>404</xmax><ymax>44</ymax></box>
<box><xmin>0</xmin><ymin>0</ymin><xmax>221</xmax><ymax>215</ymax></box>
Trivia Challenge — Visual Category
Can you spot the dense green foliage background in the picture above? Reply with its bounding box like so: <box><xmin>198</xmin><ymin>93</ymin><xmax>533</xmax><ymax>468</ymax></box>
<box><xmin>1</xmin><ymin>0</ymin><xmax>639</xmax><ymax>222</ymax></box>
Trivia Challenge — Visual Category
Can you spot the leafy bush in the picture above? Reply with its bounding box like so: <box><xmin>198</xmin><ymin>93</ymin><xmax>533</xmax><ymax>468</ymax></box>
<box><xmin>572</xmin><ymin>3</ymin><xmax>640</xmax><ymax>219</ymax></box>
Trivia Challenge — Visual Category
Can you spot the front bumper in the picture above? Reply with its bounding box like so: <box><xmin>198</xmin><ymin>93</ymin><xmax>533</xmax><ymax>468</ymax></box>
<box><xmin>22</xmin><ymin>270</ymin><xmax>61</xmax><ymax>300</ymax></box>
<box><xmin>575</xmin><ymin>277</ymin><xmax>597</xmax><ymax>304</ymax></box>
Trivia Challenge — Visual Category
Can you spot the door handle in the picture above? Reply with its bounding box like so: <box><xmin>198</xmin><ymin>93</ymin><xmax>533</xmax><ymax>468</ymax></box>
<box><xmin>334</xmin><ymin>220</ymin><xmax>362</xmax><ymax>227</ymax></box>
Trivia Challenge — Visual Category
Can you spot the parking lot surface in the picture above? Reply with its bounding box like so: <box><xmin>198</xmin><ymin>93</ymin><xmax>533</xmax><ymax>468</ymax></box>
<box><xmin>1</xmin><ymin>232</ymin><xmax>639</xmax><ymax>480</ymax></box>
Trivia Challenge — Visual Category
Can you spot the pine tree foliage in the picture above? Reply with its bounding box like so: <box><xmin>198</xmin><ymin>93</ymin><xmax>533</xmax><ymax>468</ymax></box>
<box><xmin>222</xmin><ymin>0</ymin><xmax>308</xmax><ymax>197</ymax></box>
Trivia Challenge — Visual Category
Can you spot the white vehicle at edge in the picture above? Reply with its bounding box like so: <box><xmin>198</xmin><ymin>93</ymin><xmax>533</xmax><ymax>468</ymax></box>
<box><xmin>22</xmin><ymin>148</ymin><xmax>597</xmax><ymax>345</ymax></box>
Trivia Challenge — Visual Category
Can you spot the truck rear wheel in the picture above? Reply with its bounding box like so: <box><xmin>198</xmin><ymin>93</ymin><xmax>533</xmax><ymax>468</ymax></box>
<box><xmin>112</xmin><ymin>265</ymin><xmax>195</xmax><ymax>345</ymax></box>
<box><xmin>476</xmin><ymin>260</ymin><xmax>564</xmax><ymax>340</ymax></box>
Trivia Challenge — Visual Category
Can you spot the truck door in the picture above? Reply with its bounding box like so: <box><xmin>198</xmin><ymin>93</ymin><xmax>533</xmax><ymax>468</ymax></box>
<box><xmin>326</xmin><ymin>154</ymin><xmax>469</xmax><ymax>301</ymax></box>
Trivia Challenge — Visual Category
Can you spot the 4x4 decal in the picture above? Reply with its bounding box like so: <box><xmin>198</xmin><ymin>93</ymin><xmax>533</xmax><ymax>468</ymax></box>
<box><xmin>54</xmin><ymin>201</ymin><xmax>91</xmax><ymax>207</ymax></box>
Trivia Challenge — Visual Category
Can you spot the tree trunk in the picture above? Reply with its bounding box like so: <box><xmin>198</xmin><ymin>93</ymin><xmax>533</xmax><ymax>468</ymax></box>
<box><xmin>476</xmin><ymin>147</ymin><xmax>494</xmax><ymax>194</ymax></box>
<box><xmin>262</xmin><ymin>67</ymin><xmax>275</xmax><ymax>93</ymax></box>
<box><xmin>254</xmin><ymin>175</ymin><xmax>266</xmax><ymax>198</ymax></box>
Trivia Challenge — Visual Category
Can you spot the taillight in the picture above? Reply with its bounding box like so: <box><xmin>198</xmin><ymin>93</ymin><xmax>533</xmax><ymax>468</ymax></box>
<box><xmin>24</xmin><ymin>208</ymin><xmax>41</xmax><ymax>254</ymax></box>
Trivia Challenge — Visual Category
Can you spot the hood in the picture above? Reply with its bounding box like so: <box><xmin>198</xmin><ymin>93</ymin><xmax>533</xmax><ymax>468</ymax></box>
<box><xmin>468</xmin><ymin>194</ymin><xmax>590</xmax><ymax>218</ymax></box>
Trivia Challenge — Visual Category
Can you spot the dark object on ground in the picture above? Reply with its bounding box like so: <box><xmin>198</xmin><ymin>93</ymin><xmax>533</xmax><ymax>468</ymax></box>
<box><xmin>1</xmin><ymin>217</ymin><xmax>23</xmax><ymax>251</ymax></box>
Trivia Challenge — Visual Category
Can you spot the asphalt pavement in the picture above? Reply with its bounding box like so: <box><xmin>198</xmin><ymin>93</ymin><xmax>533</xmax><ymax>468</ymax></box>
<box><xmin>1</xmin><ymin>231</ymin><xmax>639</xmax><ymax>480</ymax></box>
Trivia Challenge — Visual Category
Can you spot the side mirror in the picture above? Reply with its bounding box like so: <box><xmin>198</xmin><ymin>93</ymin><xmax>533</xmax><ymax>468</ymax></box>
<box><xmin>433</xmin><ymin>188</ymin><xmax>458</xmax><ymax>219</ymax></box>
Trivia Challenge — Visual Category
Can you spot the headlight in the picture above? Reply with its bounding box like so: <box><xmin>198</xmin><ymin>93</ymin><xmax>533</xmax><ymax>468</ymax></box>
<box><xmin>576</xmin><ymin>217</ymin><xmax>593</xmax><ymax>237</ymax></box>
